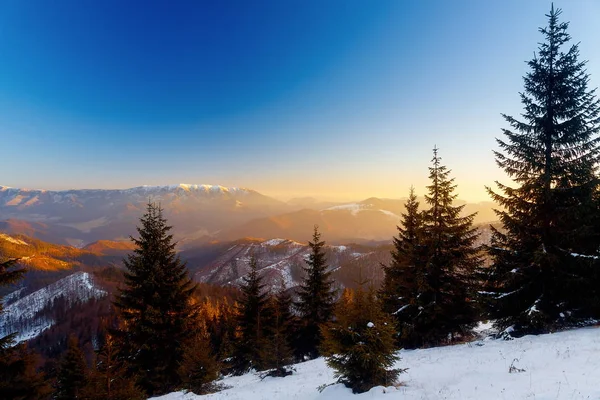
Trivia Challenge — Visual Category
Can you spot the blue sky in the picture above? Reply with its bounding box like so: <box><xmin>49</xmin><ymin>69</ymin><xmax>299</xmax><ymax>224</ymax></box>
<box><xmin>1</xmin><ymin>1</ymin><xmax>599</xmax><ymax>201</ymax></box>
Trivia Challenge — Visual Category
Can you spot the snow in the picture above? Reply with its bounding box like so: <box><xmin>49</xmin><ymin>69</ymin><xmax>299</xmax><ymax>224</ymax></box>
<box><xmin>324</xmin><ymin>203</ymin><xmax>363</xmax><ymax>215</ymax></box>
<box><xmin>473</xmin><ymin>320</ymin><xmax>494</xmax><ymax>333</ymax></box>
<box><xmin>0</xmin><ymin>272</ymin><xmax>107</xmax><ymax>344</ymax></box>
<box><xmin>322</xmin><ymin>204</ymin><xmax>399</xmax><ymax>219</ymax></box>
<box><xmin>393</xmin><ymin>305</ymin><xmax>409</xmax><ymax>315</ymax></box>
<box><xmin>6</xmin><ymin>195</ymin><xmax>25</xmax><ymax>206</ymax></box>
<box><xmin>526</xmin><ymin>299</ymin><xmax>541</xmax><ymax>316</ymax></box>
<box><xmin>570</xmin><ymin>252</ymin><xmax>599</xmax><ymax>260</ymax></box>
<box><xmin>131</xmin><ymin>184</ymin><xmax>248</xmax><ymax>195</ymax></box>
<box><xmin>0</xmin><ymin>233</ymin><xmax>29</xmax><ymax>246</ymax></box>
<box><xmin>0</xmin><ymin>184</ymin><xmax>252</xmax><ymax>204</ymax></box>
<box><xmin>154</xmin><ymin>327</ymin><xmax>600</xmax><ymax>400</ymax></box>
<box><xmin>379</xmin><ymin>209</ymin><xmax>400</xmax><ymax>219</ymax></box>
<box><xmin>262</xmin><ymin>239</ymin><xmax>287</xmax><ymax>246</ymax></box>
<box><xmin>2</xmin><ymin>287</ymin><xmax>24</xmax><ymax>305</ymax></box>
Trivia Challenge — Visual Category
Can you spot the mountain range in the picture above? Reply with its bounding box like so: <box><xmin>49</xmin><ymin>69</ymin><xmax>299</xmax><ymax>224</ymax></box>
<box><xmin>0</xmin><ymin>230</ymin><xmax>389</xmax><ymax>345</ymax></box>
<box><xmin>0</xmin><ymin>180</ymin><xmax>498</xmax><ymax>346</ymax></box>
<box><xmin>0</xmin><ymin>184</ymin><xmax>498</xmax><ymax>246</ymax></box>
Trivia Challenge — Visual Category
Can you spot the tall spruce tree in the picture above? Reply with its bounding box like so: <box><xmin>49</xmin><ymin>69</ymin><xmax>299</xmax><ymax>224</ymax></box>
<box><xmin>295</xmin><ymin>225</ymin><xmax>337</xmax><ymax>359</ymax></box>
<box><xmin>415</xmin><ymin>147</ymin><xmax>481</xmax><ymax>346</ymax></box>
<box><xmin>113</xmin><ymin>202</ymin><xmax>199</xmax><ymax>396</ymax></box>
<box><xmin>321</xmin><ymin>283</ymin><xmax>402</xmax><ymax>394</ymax></box>
<box><xmin>485</xmin><ymin>5</ymin><xmax>600</xmax><ymax>336</ymax></box>
<box><xmin>231</xmin><ymin>256</ymin><xmax>269</xmax><ymax>375</ymax></box>
<box><xmin>379</xmin><ymin>187</ymin><xmax>426</xmax><ymax>348</ymax></box>
<box><xmin>55</xmin><ymin>336</ymin><xmax>88</xmax><ymax>400</ymax></box>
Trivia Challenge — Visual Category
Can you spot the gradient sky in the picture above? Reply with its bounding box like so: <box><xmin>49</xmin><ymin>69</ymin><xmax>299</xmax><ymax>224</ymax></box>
<box><xmin>1</xmin><ymin>1</ymin><xmax>599</xmax><ymax>202</ymax></box>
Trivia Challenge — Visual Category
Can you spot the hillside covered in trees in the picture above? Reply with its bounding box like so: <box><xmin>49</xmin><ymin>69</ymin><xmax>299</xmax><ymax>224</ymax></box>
<box><xmin>1</xmin><ymin>4</ymin><xmax>600</xmax><ymax>400</ymax></box>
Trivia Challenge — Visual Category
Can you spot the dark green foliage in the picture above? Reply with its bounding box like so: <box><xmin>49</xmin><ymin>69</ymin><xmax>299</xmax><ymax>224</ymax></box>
<box><xmin>54</xmin><ymin>336</ymin><xmax>88</xmax><ymax>400</ymax></box>
<box><xmin>80</xmin><ymin>333</ymin><xmax>145</xmax><ymax>400</ymax></box>
<box><xmin>415</xmin><ymin>148</ymin><xmax>482</xmax><ymax>346</ymax></box>
<box><xmin>231</xmin><ymin>256</ymin><xmax>270</xmax><ymax>375</ymax></box>
<box><xmin>295</xmin><ymin>226</ymin><xmax>337</xmax><ymax>359</ymax></box>
<box><xmin>379</xmin><ymin>187</ymin><xmax>426</xmax><ymax>348</ymax></box>
<box><xmin>0</xmin><ymin>343</ymin><xmax>52</xmax><ymax>400</ymax></box>
<box><xmin>178</xmin><ymin>333</ymin><xmax>221</xmax><ymax>395</ymax></box>
<box><xmin>322</xmin><ymin>285</ymin><xmax>402</xmax><ymax>394</ymax></box>
<box><xmin>207</xmin><ymin>301</ymin><xmax>238</xmax><ymax>367</ymax></box>
<box><xmin>262</xmin><ymin>280</ymin><xmax>294</xmax><ymax>377</ymax></box>
<box><xmin>485</xmin><ymin>6</ymin><xmax>600</xmax><ymax>336</ymax></box>
<box><xmin>113</xmin><ymin>202</ymin><xmax>199</xmax><ymax>396</ymax></box>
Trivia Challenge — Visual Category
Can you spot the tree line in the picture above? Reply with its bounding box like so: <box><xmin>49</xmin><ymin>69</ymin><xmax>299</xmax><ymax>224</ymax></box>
<box><xmin>1</xmin><ymin>5</ymin><xmax>599</xmax><ymax>398</ymax></box>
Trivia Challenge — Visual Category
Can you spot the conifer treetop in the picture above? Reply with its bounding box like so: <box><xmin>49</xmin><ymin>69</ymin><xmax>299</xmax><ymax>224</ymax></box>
<box><xmin>484</xmin><ymin>5</ymin><xmax>600</xmax><ymax>335</ymax></box>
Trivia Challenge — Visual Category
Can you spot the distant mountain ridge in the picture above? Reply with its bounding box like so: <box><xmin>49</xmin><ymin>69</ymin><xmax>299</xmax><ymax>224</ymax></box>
<box><xmin>219</xmin><ymin>197</ymin><xmax>498</xmax><ymax>244</ymax></box>
<box><xmin>0</xmin><ymin>184</ymin><xmax>289</xmax><ymax>246</ymax></box>
<box><xmin>1</xmin><ymin>184</ymin><xmax>497</xmax><ymax>246</ymax></box>
<box><xmin>0</xmin><ymin>183</ymin><xmax>253</xmax><ymax>196</ymax></box>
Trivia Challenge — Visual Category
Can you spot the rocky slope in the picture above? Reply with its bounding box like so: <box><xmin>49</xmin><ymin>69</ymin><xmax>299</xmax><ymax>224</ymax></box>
<box><xmin>0</xmin><ymin>271</ymin><xmax>106</xmax><ymax>344</ymax></box>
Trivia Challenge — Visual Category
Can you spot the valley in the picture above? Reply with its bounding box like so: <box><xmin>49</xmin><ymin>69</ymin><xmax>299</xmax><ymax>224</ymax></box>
<box><xmin>0</xmin><ymin>183</ymin><xmax>498</xmax><ymax>349</ymax></box>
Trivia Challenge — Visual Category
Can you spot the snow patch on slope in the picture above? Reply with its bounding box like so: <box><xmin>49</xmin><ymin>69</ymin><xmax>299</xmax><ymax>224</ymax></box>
<box><xmin>0</xmin><ymin>272</ymin><xmax>107</xmax><ymax>344</ymax></box>
<box><xmin>323</xmin><ymin>203</ymin><xmax>363</xmax><ymax>215</ymax></box>
<box><xmin>2</xmin><ymin>287</ymin><xmax>24</xmax><ymax>305</ymax></box>
<box><xmin>379</xmin><ymin>209</ymin><xmax>400</xmax><ymax>218</ymax></box>
<box><xmin>323</xmin><ymin>204</ymin><xmax>399</xmax><ymax>219</ymax></box>
<box><xmin>0</xmin><ymin>233</ymin><xmax>29</xmax><ymax>246</ymax></box>
<box><xmin>262</xmin><ymin>238</ymin><xmax>287</xmax><ymax>246</ymax></box>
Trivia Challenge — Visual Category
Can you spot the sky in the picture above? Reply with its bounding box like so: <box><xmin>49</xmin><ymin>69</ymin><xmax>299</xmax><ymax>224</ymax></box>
<box><xmin>1</xmin><ymin>1</ymin><xmax>599</xmax><ymax>202</ymax></box>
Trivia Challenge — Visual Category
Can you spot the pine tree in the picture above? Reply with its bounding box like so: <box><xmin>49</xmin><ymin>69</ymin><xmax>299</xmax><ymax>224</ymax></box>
<box><xmin>208</xmin><ymin>301</ymin><xmax>237</xmax><ymax>366</ymax></box>
<box><xmin>295</xmin><ymin>226</ymin><xmax>337</xmax><ymax>359</ymax></box>
<box><xmin>178</xmin><ymin>333</ymin><xmax>220</xmax><ymax>395</ymax></box>
<box><xmin>55</xmin><ymin>336</ymin><xmax>88</xmax><ymax>400</ymax></box>
<box><xmin>0</xmin><ymin>343</ymin><xmax>52</xmax><ymax>400</ymax></box>
<box><xmin>415</xmin><ymin>147</ymin><xmax>482</xmax><ymax>346</ymax></box>
<box><xmin>0</xmin><ymin>258</ymin><xmax>51</xmax><ymax>399</ymax></box>
<box><xmin>113</xmin><ymin>202</ymin><xmax>199</xmax><ymax>396</ymax></box>
<box><xmin>321</xmin><ymin>283</ymin><xmax>402</xmax><ymax>394</ymax></box>
<box><xmin>231</xmin><ymin>256</ymin><xmax>269</xmax><ymax>375</ymax></box>
<box><xmin>485</xmin><ymin>5</ymin><xmax>600</xmax><ymax>336</ymax></box>
<box><xmin>379</xmin><ymin>187</ymin><xmax>426</xmax><ymax>348</ymax></box>
<box><xmin>80</xmin><ymin>333</ymin><xmax>145</xmax><ymax>400</ymax></box>
<box><xmin>262</xmin><ymin>280</ymin><xmax>294</xmax><ymax>376</ymax></box>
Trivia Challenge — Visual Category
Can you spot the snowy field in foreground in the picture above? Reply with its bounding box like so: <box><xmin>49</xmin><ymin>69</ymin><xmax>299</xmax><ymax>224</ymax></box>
<box><xmin>154</xmin><ymin>327</ymin><xmax>599</xmax><ymax>400</ymax></box>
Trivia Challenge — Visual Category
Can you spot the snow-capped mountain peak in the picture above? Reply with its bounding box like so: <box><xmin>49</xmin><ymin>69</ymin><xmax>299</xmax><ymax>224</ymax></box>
<box><xmin>0</xmin><ymin>184</ymin><xmax>252</xmax><ymax>196</ymax></box>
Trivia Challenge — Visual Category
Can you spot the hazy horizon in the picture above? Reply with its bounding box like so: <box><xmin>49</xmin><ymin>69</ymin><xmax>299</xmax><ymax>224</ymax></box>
<box><xmin>1</xmin><ymin>1</ymin><xmax>599</xmax><ymax>204</ymax></box>
<box><xmin>0</xmin><ymin>180</ymin><xmax>497</xmax><ymax>204</ymax></box>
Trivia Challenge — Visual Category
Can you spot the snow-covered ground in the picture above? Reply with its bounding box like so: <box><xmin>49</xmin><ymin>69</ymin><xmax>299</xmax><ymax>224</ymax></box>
<box><xmin>154</xmin><ymin>327</ymin><xmax>599</xmax><ymax>400</ymax></box>
<box><xmin>0</xmin><ymin>271</ymin><xmax>107</xmax><ymax>344</ymax></box>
